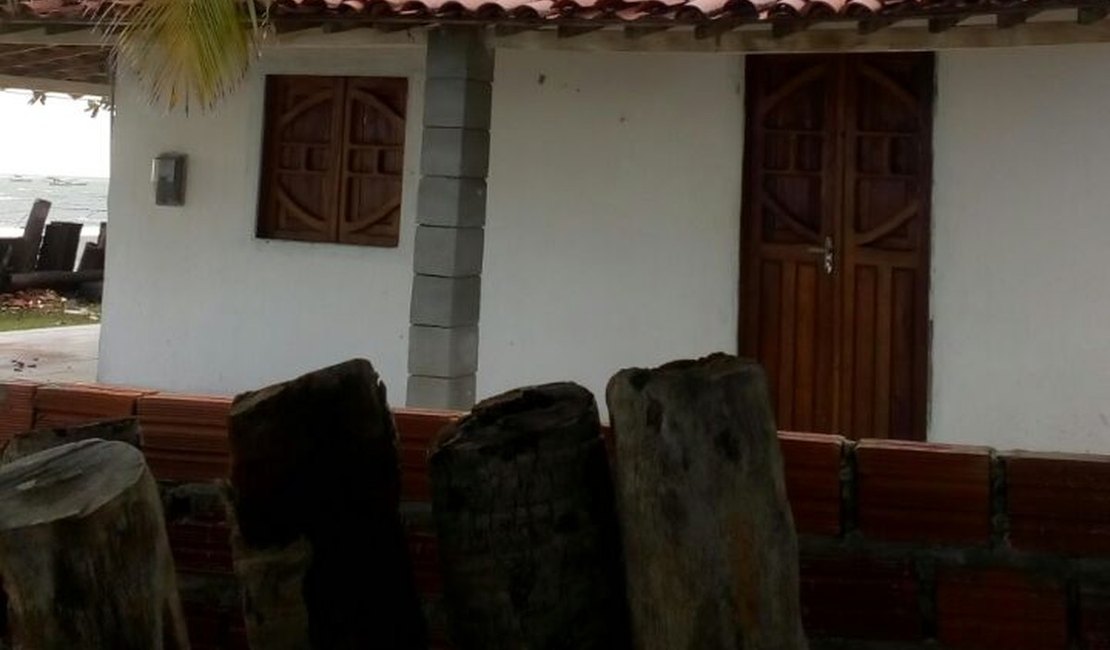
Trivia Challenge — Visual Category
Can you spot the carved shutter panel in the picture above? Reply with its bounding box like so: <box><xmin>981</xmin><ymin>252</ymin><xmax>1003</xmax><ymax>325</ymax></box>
<box><xmin>258</xmin><ymin>76</ymin><xmax>343</xmax><ymax>242</ymax></box>
<box><xmin>337</xmin><ymin>78</ymin><xmax>407</xmax><ymax>247</ymax></box>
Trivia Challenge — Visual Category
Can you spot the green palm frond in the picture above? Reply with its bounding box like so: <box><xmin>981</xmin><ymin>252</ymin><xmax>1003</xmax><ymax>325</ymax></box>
<box><xmin>106</xmin><ymin>0</ymin><xmax>264</xmax><ymax>112</ymax></box>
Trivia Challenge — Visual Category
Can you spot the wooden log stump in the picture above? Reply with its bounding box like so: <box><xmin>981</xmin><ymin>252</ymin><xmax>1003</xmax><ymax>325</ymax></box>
<box><xmin>0</xmin><ymin>417</ymin><xmax>140</xmax><ymax>464</ymax></box>
<box><xmin>228</xmin><ymin>359</ymin><xmax>425</xmax><ymax>649</ymax></box>
<box><xmin>430</xmin><ymin>383</ymin><xmax>631</xmax><ymax>650</ymax></box>
<box><xmin>0</xmin><ymin>438</ymin><xmax>188</xmax><ymax>650</ymax></box>
<box><xmin>607</xmin><ymin>354</ymin><xmax>807</xmax><ymax>650</ymax></box>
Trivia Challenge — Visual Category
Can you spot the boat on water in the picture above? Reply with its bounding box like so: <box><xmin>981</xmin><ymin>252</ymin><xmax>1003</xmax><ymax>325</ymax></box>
<box><xmin>8</xmin><ymin>175</ymin><xmax>32</xmax><ymax>183</ymax></box>
<box><xmin>48</xmin><ymin>177</ymin><xmax>88</xmax><ymax>187</ymax></box>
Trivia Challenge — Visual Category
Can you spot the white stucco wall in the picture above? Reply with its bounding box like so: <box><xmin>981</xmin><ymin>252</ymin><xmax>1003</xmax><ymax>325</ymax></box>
<box><xmin>100</xmin><ymin>45</ymin><xmax>425</xmax><ymax>397</ymax></box>
<box><xmin>101</xmin><ymin>38</ymin><xmax>1110</xmax><ymax>453</ymax></box>
<box><xmin>477</xmin><ymin>49</ymin><xmax>745</xmax><ymax>411</ymax></box>
<box><xmin>931</xmin><ymin>44</ymin><xmax>1110</xmax><ymax>453</ymax></box>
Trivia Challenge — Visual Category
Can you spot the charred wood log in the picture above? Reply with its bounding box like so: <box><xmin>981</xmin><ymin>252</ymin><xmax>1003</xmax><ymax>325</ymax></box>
<box><xmin>430</xmin><ymin>382</ymin><xmax>630</xmax><ymax>650</ymax></box>
<box><xmin>0</xmin><ymin>269</ymin><xmax>103</xmax><ymax>293</ymax></box>
<box><xmin>0</xmin><ymin>417</ymin><xmax>140</xmax><ymax>464</ymax></box>
<box><xmin>0</xmin><ymin>439</ymin><xmax>188</xmax><ymax>650</ymax></box>
<box><xmin>607</xmin><ymin>354</ymin><xmax>807</xmax><ymax>650</ymax></box>
<box><xmin>227</xmin><ymin>359</ymin><xmax>425</xmax><ymax>649</ymax></box>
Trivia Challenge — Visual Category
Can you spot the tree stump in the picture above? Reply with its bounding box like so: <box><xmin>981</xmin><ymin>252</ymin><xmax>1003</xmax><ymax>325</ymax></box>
<box><xmin>607</xmin><ymin>354</ymin><xmax>807</xmax><ymax>650</ymax></box>
<box><xmin>0</xmin><ymin>417</ymin><xmax>140</xmax><ymax>464</ymax></box>
<box><xmin>0</xmin><ymin>439</ymin><xmax>188</xmax><ymax>650</ymax></box>
<box><xmin>227</xmin><ymin>359</ymin><xmax>426</xmax><ymax>649</ymax></box>
<box><xmin>430</xmin><ymin>383</ymin><xmax>630</xmax><ymax>650</ymax></box>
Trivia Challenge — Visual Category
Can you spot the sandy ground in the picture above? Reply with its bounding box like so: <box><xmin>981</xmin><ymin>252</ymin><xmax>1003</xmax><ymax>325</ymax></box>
<box><xmin>0</xmin><ymin>324</ymin><xmax>98</xmax><ymax>383</ymax></box>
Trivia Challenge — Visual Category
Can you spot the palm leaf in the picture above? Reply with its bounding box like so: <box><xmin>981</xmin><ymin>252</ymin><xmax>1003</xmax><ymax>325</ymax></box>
<box><xmin>106</xmin><ymin>0</ymin><xmax>264</xmax><ymax>112</ymax></box>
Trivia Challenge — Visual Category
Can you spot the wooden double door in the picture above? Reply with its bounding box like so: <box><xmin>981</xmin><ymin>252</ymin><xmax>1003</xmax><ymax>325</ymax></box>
<box><xmin>740</xmin><ymin>53</ymin><xmax>934</xmax><ymax>440</ymax></box>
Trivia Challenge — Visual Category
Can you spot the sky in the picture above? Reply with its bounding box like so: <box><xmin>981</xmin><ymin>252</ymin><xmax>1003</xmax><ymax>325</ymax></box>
<box><xmin>0</xmin><ymin>90</ymin><xmax>111</xmax><ymax>178</ymax></box>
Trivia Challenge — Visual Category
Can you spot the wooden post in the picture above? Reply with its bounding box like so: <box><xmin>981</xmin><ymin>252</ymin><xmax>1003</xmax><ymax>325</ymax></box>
<box><xmin>35</xmin><ymin>221</ymin><xmax>83</xmax><ymax>272</ymax></box>
<box><xmin>0</xmin><ymin>439</ymin><xmax>188</xmax><ymax>650</ymax></box>
<box><xmin>607</xmin><ymin>354</ymin><xmax>807</xmax><ymax>650</ymax></box>
<box><xmin>430</xmin><ymin>383</ymin><xmax>631</xmax><ymax>650</ymax></box>
<box><xmin>227</xmin><ymin>359</ymin><xmax>426</xmax><ymax>649</ymax></box>
<box><xmin>13</xmin><ymin>199</ymin><xmax>50</xmax><ymax>273</ymax></box>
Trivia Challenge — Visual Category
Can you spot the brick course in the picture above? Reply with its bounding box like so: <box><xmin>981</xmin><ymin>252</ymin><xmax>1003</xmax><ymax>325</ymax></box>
<box><xmin>3</xmin><ymin>380</ymin><xmax>1110</xmax><ymax>649</ymax></box>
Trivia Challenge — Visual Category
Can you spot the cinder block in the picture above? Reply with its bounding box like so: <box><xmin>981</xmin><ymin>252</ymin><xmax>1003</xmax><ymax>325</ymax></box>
<box><xmin>936</xmin><ymin>567</ymin><xmax>1067</xmax><ymax>650</ymax></box>
<box><xmin>410</xmin><ymin>275</ymin><xmax>481</xmax><ymax>327</ymax></box>
<box><xmin>408</xmin><ymin>325</ymin><xmax>479</xmax><ymax>377</ymax></box>
<box><xmin>414</xmin><ymin>226</ymin><xmax>484</xmax><ymax>277</ymax></box>
<box><xmin>426</xmin><ymin>27</ymin><xmax>494</xmax><ymax>82</ymax></box>
<box><xmin>424</xmin><ymin>78</ymin><xmax>492</xmax><ymax>130</ymax></box>
<box><xmin>421</xmin><ymin>128</ymin><xmax>490</xmax><ymax>178</ymax></box>
<box><xmin>856</xmin><ymin>439</ymin><xmax>992</xmax><ymax>546</ymax></box>
<box><xmin>778</xmin><ymin>432</ymin><xmax>845</xmax><ymax>537</ymax></box>
<box><xmin>406</xmin><ymin>374</ymin><xmax>476</xmax><ymax>411</ymax></box>
<box><xmin>799</xmin><ymin>552</ymin><xmax>921</xmax><ymax>641</ymax></box>
<box><xmin>1080</xmin><ymin>582</ymin><xmax>1110</xmax><ymax>650</ymax></box>
<box><xmin>417</xmin><ymin>177</ymin><xmax>487</xmax><ymax>228</ymax></box>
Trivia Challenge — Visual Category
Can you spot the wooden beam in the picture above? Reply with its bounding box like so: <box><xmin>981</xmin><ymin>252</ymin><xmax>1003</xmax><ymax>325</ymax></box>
<box><xmin>42</xmin><ymin>24</ymin><xmax>88</xmax><ymax>35</ymax></box>
<box><xmin>1078</xmin><ymin>5</ymin><xmax>1109</xmax><ymax>23</ymax></box>
<box><xmin>997</xmin><ymin>10</ymin><xmax>1030</xmax><ymax>27</ymax></box>
<box><xmin>858</xmin><ymin>16</ymin><xmax>897</xmax><ymax>34</ymax></box>
<box><xmin>493</xmin><ymin>19</ymin><xmax>1110</xmax><ymax>53</ymax></box>
<box><xmin>495</xmin><ymin>23</ymin><xmax>541</xmax><ymax>37</ymax></box>
<box><xmin>320</xmin><ymin>21</ymin><xmax>358</xmax><ymax>33</ymax></box>
<box><xmin>694</xmin><ymin>17</ymin><xmax>745</xmax><ymax>39</ymax></box>
<box><xmin>375</xmin><ymin>21</ymin><xmax>421</xmax><ymax>33</ymax></box>
<box><xmin>928</xmin><ymin>15</ymin><xmax>963</xmax><ymax>33</ymax></box>
<box><xmin>772</xmin><ymin>18</ymin><xmax>805</xmax><ymax>37</ymax></box>
<box><xmin>0</xmin><ymin>74</ymin><xmax>108</xmax><ymax>97</ymax></box>
<box><xmin>271</xmin><ymin>24</ymin><xmax>423</xmax><ymax>45</ymax></box>
<box><xmin>271</xmin><ymin>20</ymin><xmax>324</xmax><ymax>34</ymax></box>
<box><xmin>557</xmin><ymin>23</ymin><xmax>606</xmax><ymax>38</ymax></box>
<box><xmin>625</xmin><ymin>24</ymin><xmax>672</xmax><ymax>39</ymax></box>
<box><xmin>0</xmin><ymin>23</ymin><xmax>39</xmax><ymax>34</ymax></box>
<box><xmin>0</xmin><ymin>23</ymin><xmax>101</xmax><ymax>45</ymax></box>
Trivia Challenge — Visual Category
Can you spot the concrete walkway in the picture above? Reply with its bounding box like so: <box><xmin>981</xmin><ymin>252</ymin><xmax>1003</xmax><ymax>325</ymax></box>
<box><xmin>0</xmin><ymin>324</ymin><xmax>98</xmax><ymax>383</ymax></box>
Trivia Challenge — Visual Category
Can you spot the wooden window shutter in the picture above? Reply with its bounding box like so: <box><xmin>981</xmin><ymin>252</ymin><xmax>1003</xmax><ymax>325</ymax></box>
<box><xmin>258</xmin><ymin>76</ymin><xmax>344</xmax><ymax>243</ymax></box>
<box><xmin>336</xmin><ymin>77</ymin><xmax>407</xmax><ymax>247</ymax></box>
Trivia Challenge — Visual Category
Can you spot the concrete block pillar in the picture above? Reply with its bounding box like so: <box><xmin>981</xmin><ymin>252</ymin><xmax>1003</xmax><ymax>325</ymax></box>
<box><xmin>407</xmin><ymin>27</ymin><xmax>493</xmax><ymax>410</ymax></box>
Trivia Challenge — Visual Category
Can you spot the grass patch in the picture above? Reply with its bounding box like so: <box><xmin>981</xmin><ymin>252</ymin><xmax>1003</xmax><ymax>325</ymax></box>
<box><xmin>0</xmin><ymin>310</ymin><xmax>99</xmax><ymax>332</ymax></box>
<box><xmin>0</xmin><ymin>290</ymin><xmax>100</xmax><ymax>333</ymax></box>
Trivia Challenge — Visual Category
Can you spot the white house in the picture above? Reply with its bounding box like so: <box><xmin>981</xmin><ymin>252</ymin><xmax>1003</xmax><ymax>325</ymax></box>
<box><xmin>3</xmin><ymin>0</ymin><xmax>1110</xmax><ymax>453</ymax></box>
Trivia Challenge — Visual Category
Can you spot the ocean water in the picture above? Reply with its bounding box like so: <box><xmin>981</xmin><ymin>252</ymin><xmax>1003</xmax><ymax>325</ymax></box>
<box><xmin>0</xmin><ymin>174</ymin><xmax>107</xmax><ymax>238</ymax></box>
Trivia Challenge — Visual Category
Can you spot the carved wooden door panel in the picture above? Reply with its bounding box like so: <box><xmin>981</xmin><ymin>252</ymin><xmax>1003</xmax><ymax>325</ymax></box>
<box><xmin>742</xmin><ymin>53</ymin><xmax>933</xmax><ymax>440</ymax></box>
<box><xmin>741</xmin><ymin>56</ymin><xmax>840</xmax><ymax>435</ymax></box>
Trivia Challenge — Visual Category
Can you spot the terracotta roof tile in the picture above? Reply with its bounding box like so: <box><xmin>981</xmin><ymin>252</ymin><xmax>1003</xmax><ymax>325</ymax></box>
<box><xmin>1</xmin><ymin>0</ymin><xmax>1100</xmax><ymax>27</ymax></box>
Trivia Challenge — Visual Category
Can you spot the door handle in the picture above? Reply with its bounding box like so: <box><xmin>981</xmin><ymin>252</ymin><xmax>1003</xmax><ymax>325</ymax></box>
<box><xmin>805</xmin><ymin>236</ymin><xmax>834</xmax><ymax>275</ymax></box>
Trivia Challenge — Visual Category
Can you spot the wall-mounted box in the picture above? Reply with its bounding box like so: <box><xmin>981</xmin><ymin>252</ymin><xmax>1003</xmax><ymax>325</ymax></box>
<box><xmin>152</xmin><ymin>154</ymin><xmax>186</xmax><ymax>206</ymax></box>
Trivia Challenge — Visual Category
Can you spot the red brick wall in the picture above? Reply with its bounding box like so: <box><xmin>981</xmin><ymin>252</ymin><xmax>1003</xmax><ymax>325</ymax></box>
<box><xmin>2</xmin><ymin>381</ymin><xmax>1109</xmax><ymax>650</ymax></box>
